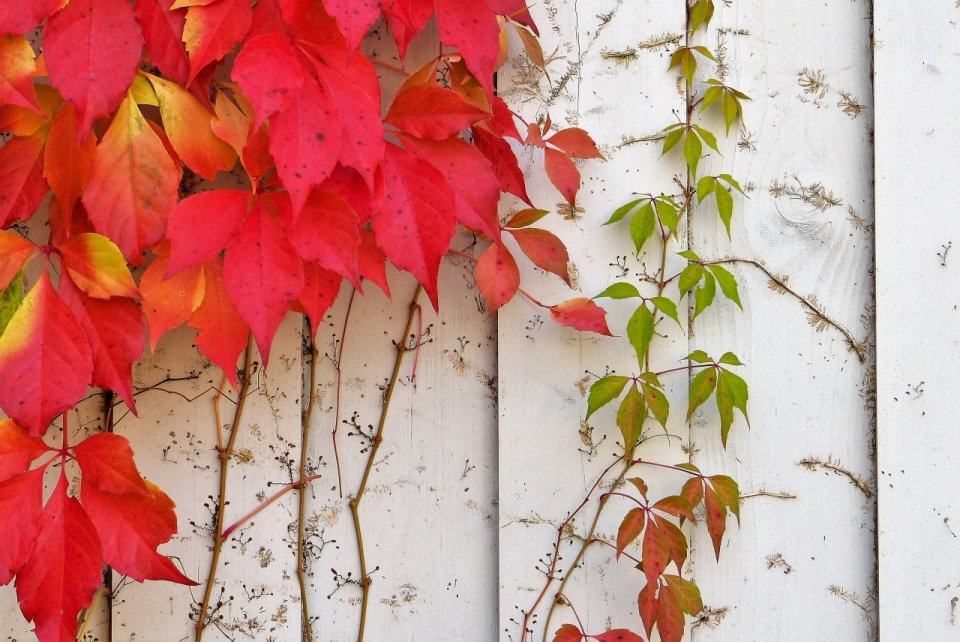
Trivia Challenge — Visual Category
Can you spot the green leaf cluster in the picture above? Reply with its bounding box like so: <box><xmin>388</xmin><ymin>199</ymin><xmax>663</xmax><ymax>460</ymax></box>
<box><xmin>684</xmin><ymin>351</ymin><xmax>750</xmax><ymax>446</ymax></box>
<box><xmin>663</xmin><ymin>123</ymin><xmax>719</xmax><ymax>177</ymax></box>
<box><xmin>605</xmin><ymin>195</ymin><xmax>680</xmax><ymax>255</ymax></box>
<box><xmin>696</xmin><ymin>174</ymin><xmax>745</xmax><ymax>237</ymax></box>
<box><xmin>586</xmin><ymin>373</ymin><xmax>671</xmax><ymax>449</ymax></box>
<box><xmin>701</xmin><ymin>80</ymin><xmax>751</xmax><ymax>133</ymax></box>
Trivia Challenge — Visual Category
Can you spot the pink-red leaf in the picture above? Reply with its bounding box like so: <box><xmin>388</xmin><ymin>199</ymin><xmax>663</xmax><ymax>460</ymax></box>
<box><xmin>592</xmin><ymin>630</ymin><xmax>646</xmax><ymax>642</ymax></box>
<box><xmin>165</xmin><ymin>189</ymin><xmax>251</xmax><ymax>277</ymax></box>
<box><xmin>642</xmin><ymin>516</ymin><xmax>670</xmax><ymax>584</ymax></box>
<box><xmin>0</xmin><ymin>130</ymin><xmax>49</xmax><ymax>229</ymax></box>
<box><xmin>188</xmin><ymin>258</ymin><xmax>249</xmax><ymax>388</ymax></box>
<box><xmin>544</xmin><ymin>146</ymin><xmax>582</xmax><ymax>205</ymax></box>
<box><xmin>637</xmin><ymin>581</ymin><xmax>660</xmax><ymax>638</ymax></box>
<box><xmin>656</xmin><ymin>582</ymin><xmax>685</xmax><ymax>642</ymax></box>
<box><xmin>475</xmin><ymin>242</ymin><xmax>520</xmax><ymax>314</ymax></box>
<box><xmin>658</xmin><ymin>517</ymin><xmax>688</xmax><ymax>572</ymax></box>
<box><xmin>616</xmin><ymin>507</ymin><xmax>645</xmax><ymax>558</ymax></box>
<box><xmin>435</xmin><ymin>0</ymin><xmax>500</xmax><ymax>97</ymax></box>
<box><xmin>81</xmin><ymin>477</ymin><xmax>196</xmax><ymax>585</ymax></box>
<box><xmin>57</xmin><ymin>233</ymin><xmax>139</xmax><ymax>300</ymax></box>
<box><xmin>372</xmin><ymin>143</ymin><xmax>457</xmax><ymax>310</ymax></box>
<box><xmin>16</xmin><ymin>477</ymin><xmax>103</xmax><ymax>642</ymax></box>
<box><xmin>322</xmin><ymin>0</ymin><xmax>381</xmax><ymax>53</ymax></box>
<box><xmin>72</xmin><ymin>432</ymin><xmax>149</xmax><ymax>497</ymax></box>
<box><xmin>231</xmin><ymin>33</ymin><xmax>305</xmax><ymax>130</ymax></box>
<box><xmin>509</xmin><ymin>227</ymin><xmax>571</xmax><ymax>285</ymax></box>
<box><xmin>135</xmin><ymin>0</ymin><xmax>191</xmax><ymax>86</ymax></box>
<box><xmin>0</xmin><ymin>467</ymin><xmax>45</xmax><ymax>585</ymax></box>
<box><xmin>44</xmin><ymin>0</ymin><xmax>144</xmax><ymax>142</ymax></box>
<box><xmin>299</xmin><ymin>262</ymin><xmax>343</xmax><ymax>337</ymax></box>
<box><xmin>704</xmin><ymin>485</ymin><xmax>728</xmax><ymax>559</ymax></box>
<box><xmin>547</xmin><ymin>128</ymin><xmax>603</xmax><ymax>159</ymax></box>
<box><xmin>386</xmin><ymin>86</ymin><xmax>489</xmax><ymax>140</ymax></box>
<box><xmin>0</xmin><ymin>230</ymin><xmax>34</xmax><ymax>291</ymax></box>
<box><xmin>285</xmin><ymin>191</ymin><xmax>361</xmax><ymax>287</ymax></box>
<box><xmin>0</xmin><ymin>35</ymin><xmax>42</xmax><ymax>113</ymax></box>
<box><xmin>82</xmin><ymin>94</ymin><xmax>181</xmax><ymax>264</ymax></box>
<box><xmin>0</xmin><ymin>420</ymin><xmax>48</xmax><ymax>483</ymax></box>
<box><xmin>357</xmin><ymin>228</ymin><xmax>390</xmax><ymax>297</ymax></box>
<box><xmin>224</xmin><ymin>199</ymin><xmax>304</xmax><ymax>366</ymax></box>
<box><xmin>43</xmin><ymin>102</ymin><xmax>96</xmax><ymax>226</ymax></box>
<box><xmin>0</xmin><ymin>271</ymin><xmax>93</xmax><ymax>436</ymax></box>
<box><xmin>182</xmin><ymin>0</ymin><xmax>253</xmax><ymax>84</ymax></box>
<box><xmin>58</xmin><ymin>275</ymin><xmax>145</xmax><ymax>412</ymax></box>
<box><xmin>269</xmin><ymin>77</ymin><xmax>342</xmax><ymax>214</ymax></box>
<box><xmin>548</xmin><ymin>298</ymin><xmax>613</xmax><ymax>336</ymax></box>
<box><xmin>0</xmin><ymin>0</ymin><xmax>63</xmax><ymax>37</ymax></box>
<box><xmin>472</xmin><ymin>126</ymin><xmax>531</xmax><ymax>205</ymax></box>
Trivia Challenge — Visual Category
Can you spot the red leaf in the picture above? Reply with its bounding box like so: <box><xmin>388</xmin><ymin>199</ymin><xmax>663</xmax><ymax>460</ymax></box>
<box><xmin>487</xmin><ymin>0</ymin><xmax>538</xmax><ymax>34</ymax></box>
<box><xmin>322</xmin><ymin>0</ymin><xmax>381</xmax><ymax>52</ymax></box>
<box><xmin>44</xmin><ymin>0</ymin><xmax>144</xmax><ymax>142</ymax></box>
<box><xmin>83</xmin><ymin>94</ymin><xmax>181</xmax><ymax>264</ymax></box>
<box><xmin>372</xmin><ymin>143</ymin><xmax>457</xmax><ymax>310</ymax></box>
<box><xmin>641</xmin><ymin>516</ymin><xmax>670</xmax><ymax>584</ymax></box>
<box><xmin>43</xmin><ymin>102</ymin><xmax>96</xmax><ymax>226</ymax></box>
<box><xmin>704</xmin><ymin>485</ymin><xmax>727</xmax><ymax>559</ymax></box>
<box><xmin>0</xmin><ymin>130</ymin><xmax>48</xmax><ymax>228</ymax></box>
<box><xmin>658</xmin><ymin>518</ymin><xmax>688</xmax><ymax>573</ymax></box>
<box><xmin>147</xmin><ymin>74</ymin><xmax>237</xmax><ymax>181</ymax></box>
<box><xmin>135</xmin><ymin>0</ymin><xmax>191</xmax><ymax>86</ymax></box>
<box><xmin>651</xmin><ymin>495</ymin><xmax>696</xmax><ymax>524</ymax></box>
<box><xmin>552</xmin><ymin>623</ymin><xmax>584</xmax><ymax>642</ymax></box>
<box><xmin>547</xmin><ymin>128</ymin><xmax>603</xmax><ymax>159</ymax></box>
<box><xmin>637</xmin><ymin>581</ymin><xmax>660</xmax><ymax>638</ymax></box>
<box><xmin>490</xmin><ymin>96</ymin><xmax>522</xmax><ymax>141</ymax></box>
<box><xmin>58</xmin><ymin>276</ymin><xmax>145</xmax><ymax>413</ymax></box>
<box><xmin>0</xmin><ymin>35</ymin><xmax>42</xmax><ymax>113</ymax></box>
<box><xmin>680</xmin><ymin>477</ymin><xmax>704</xmax><ymax>515</ymax></box>
<box><xmin>247</xmin><ymin>0</ymin><xmax>289</xmax><ymax>39</ymax></box>
<box><xmin>0</xmin><ymin>229</ymin><xmax>34</xmax><ymax>290</ymax></box>
<box><xmin>81</xmin><ymin>475</ymin><xmax>196</xmax><ymax>585</ymax></box>
<box><xmin>616</xmin><ymin>507</ymin><xmax>645</xmax><ymax>557</ymax></box>
<box><xmin>0</xmin><ymin>271</ymin><xmax>93</xmax><ymax>436</ymax></box>
<box><xmin>509</xmin><ymin>227</ymin><xmax>571</xmax><ymax>285</ymax></box>
<box><xmin>0</xmin><ymin>467</ymin><xmax>45</xmax><ymax>585</ymax></box>
<box><xmin>139</xmin><ymin>249</ymin><xmax>206</xmax><ymax>350</ymax></box>
<box><xmin>224</xmin><ymin>198</ymin><xmax>304</xmax><ymax>366</ymax></box>
<box><xmin>592</xmin><ymin>630</ymin><xmax>645</xmax><ymax>642</ymax></box>
<box><xmin>183</xmin><ymin>0</ymin><xmax>253</xmax><ymax>85</ymax></box>
<box><xmin>709</xmin><ymin>474</ymin><xmax>740</xmax><ymax>523</ymax></box>
<box><xmin>300</xmin><ymin>262</ymin><xmax>343</xmax><ymax>336</ymax></box>
<box><xmin>655</xmin><ymin>582</ymin><xmax>686</xmax><ymax>642</ymax></box>
<box><xmin>320</xmin><ymin>164</ymin><xmax>384</xmax><ymax>224</ymax></box>
<box><xmin>312</xmin><ymin>59</ymin><xmax>384</xmax><ymax>189</ymax></box>
<box><xmin>16</xmin><ymin>476</ymin><xmax>103</xmax><ymax>642</ymax></box>
<box><xmin>232</xmin><ymin>33</ymin><xmax>306</xmax><ymax>130</ymax></box>
<box><xmin>386</xmin><ymin>86</ymin><xmax>489</xmax><ymax>140</ymax></box>
<box><xmin>472</xmin><ymin>126</ymin><xmax>532</xmax><ymax>205</ymax></box>
<box><xmin>544</xmin><ymin>146</ymin><xmax>582</xmax><ymax>205</ymax></box>
<box><xmin>548</xmin><ymin>298</ymin><xmax>613</xmax><ymax>336</ymax></box>
<box><xmin>0</xmin><ymin>420</ymin><xmax>48</xmax><ymax>483</ymax></box>
<box><xmin>284</xmin><ymin>190</ymin><xmax>361</xmax><ymax>287</ymax></box>
<box><xmin>165</xmin><ymin>189</ymin><xmax>251</xmax><ymax>277</ymax></box>
<box><xmin>397</xmin><ymin>133</ymin><xmax>502</xmax><ymax>242</ymax></box>
<box><xmin>435</xmin><ymin>0</ymin><xmax>500</xmax><ymax>97</ymax></box>
<box><xmin>72</xmin><ymin>432</ymin><xmax>149</xmax><ymax>496</ymax></box>
<box><xmin>475</xmin><ymin>243</ymin><xmax>520</xmax><ymax>314</ymax></box>
<box><xmin>269</xmin><ymin>77</ymin><xmax>342</xmax><ymax>214</ymax></box>
<box><xmin>57</xmin><ymin>233</ymin><xmax>139</xmax><ymax>300</ymax></box>
<box><xmin>188</xmin><ymin>259</ymin><xmax>249</xmax><ymax>387</ymax></box>
<box><xmin>357</xmin><ymin>228</ymin><xmax>390</xmax><ymax>297</ymax></box>
<box><xmin>0</xmin><ymin>0</ymin><xmax>62</xmax><ymax>37</ymax></box>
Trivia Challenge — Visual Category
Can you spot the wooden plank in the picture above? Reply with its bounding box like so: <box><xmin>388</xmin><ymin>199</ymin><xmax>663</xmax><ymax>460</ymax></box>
<box><xmin>875</xmin><ymin>3</ymin><xmax>960</xmax><ymax>639</ymax></box>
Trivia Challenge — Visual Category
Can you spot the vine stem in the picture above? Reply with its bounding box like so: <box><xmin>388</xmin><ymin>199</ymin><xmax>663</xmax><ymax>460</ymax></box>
<box><xmin>195</xmin><ymin>335</ymin><xmax>255</xmax><ymax>642</ymax></box>
<box><xmin>297</xmin><ymin>328</ymin><xmax>320</xmax><ymax>642</ymax></box>
<box><xmin>333</xmin><ymin>289</ymin><xmax>358</xmax><ymax>498</ymax></box>
<box><xmin>349</xmin><ymin>284</ymin><xmax>423</xmax><ymax>642</ymax></box>
<box><xmin>222</xmin><ymin>474</ymin><xmax>324</xmax><ymax>540</ymax></box>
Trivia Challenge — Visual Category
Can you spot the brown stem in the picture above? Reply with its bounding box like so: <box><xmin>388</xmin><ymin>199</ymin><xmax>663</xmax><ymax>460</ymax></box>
<box><xmin>349</xmin><ymin>285</ymin><xmax>423</xmax><ymax>642</ymax></box>
<box><xmin>195</xmin><ymin>335</ymin><xmax>255</xmax><ymax>642</ymax></box>
<box><xmin>222</xmin><ymin>474</ymin><xmax>324</xmax><ymax>540</ymax></box>
<box><xmin>297</xmin><ymin>329</ymin><xmax>320</xmax><ymax>642</ymax></box>
<box><xmin>334</xmin><ymin>289</ymin><xmax>359</xmax><ymax>498</ymax></box>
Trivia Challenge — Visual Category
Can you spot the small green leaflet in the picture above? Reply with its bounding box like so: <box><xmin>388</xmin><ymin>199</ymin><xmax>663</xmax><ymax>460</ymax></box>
<box><xmin>715</xmin><ymin>184</ymin><xmax>734</xmax><ymax>237</ymax></box>
<box><xmin>641</xmin><ymin>379</ymin><xmax>670</xmax><ymax>428</ymax></box>
<box><xmin>699</xmin><ymin>80</ymin><xmax>751</xmax><ymax>133</ymax></box>
<box><xmin>605</xmin><ymin>198</ymin><xmax>643</xmax><ymax>225</ymax></box>
<box><xmin>627</xmin><ymin>303</ymin><xmax>655</xmax><ymax>368</ymax></box>
<box><xmin>708</xmin><ymin>264</ymin><xmax>742</xmax><ymax>309</ymax></box>
<box><xmin>717</xmin><ymin>367</ymin><xmax>750</xmax><ymax>446</ymax></box>
<box><xmin>693</xmin><ymin>270</ymin><xmax>716</xmax><ymax>319</ymax></box>
<box><xmin>718</xmin><ymin>351</ymin><xmax>744</xmax><ymax>366</ymax></box>
<box><xmin>684</xmin><ymin>350</ymin><xmax>712</xmax><ymax>364</ymax></box>
<box><xmin>594</xmin><ymin>282</ymin><xmax>642</xmax><ymax>300</ymax></box>
<box><xmin>662</xmin><ymin>123</ymin><xmax>685</xmax><ymax>155</ymax></box>
<box><xmin>689</xmin><ymin>0</ymin><xmax>715</xmax><ymax>32</ymax></box>
<box><xmin>630</xmin><ymin>202</ymin><xmax>656</xmax><ymax>255</ymax></box>
<box><xmin>678</xmin><ymin>263</ymin><xmax>703</xmax><ymax>297</ymax></box>
<box><xmin>697</xmin><ymin>176</ymin><xmax>717</xmax><ymax>203</ymax></box>
<box><xmin>650</xmin><ymin>296</ymin><xmax>682</xmax><ymax>327</ymax></box>
<box><xmin>586</xmin><ymin>375</ymin><xmax>630</xmax><ymax>420</ymax></box>
<box><xmin>683</xmin><ymin>128</ymin><xmax>703</xmax><ymax>177</ymax></box>
<box><xmin>686</xmin><ymin>367</ymin><xmax>717</xmax><ymax>422</ymax></box>
<box><xmin>0</xmin><ymin>270</ymin><xmax>24</xmax><ymax>338</ymax></box>
<box><xmin>654</xmin><ymin>198</ymin><xmax>680</xmax><ymax>235</ymax></box>
<box><xmin>617</xmin><ymin>382</ymin><xmax>645</xmax><ymax>449</ymax></box>
<box><xmin>677</xmin><ymin>249</ymin><xmax>700</xmax><ymax>261</ymax></box>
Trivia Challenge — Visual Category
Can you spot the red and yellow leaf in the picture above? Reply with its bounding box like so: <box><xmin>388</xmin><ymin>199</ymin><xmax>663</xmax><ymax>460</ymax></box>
<box><xmin>651</xmin><ymin>495</ymin><xmax>696</xmax><ymax>524</ymax></box>
<box><xmin>0</xmin><ymin>230</ymin><xmax>35</xmax><ymax>290</ymax></box>
<box><xmin>552</xmin><ymin>623</ymin><xmax>584</xmax><ymax>642</ymax></box>
<box><xmin>57</xmin><ymin>233</ymin><xmax>139</xmax><ymax>300</ymax></box>
<box><xmin>657</xmin><ymin>517</ymin><xmax>688</xmax><ymax>572</ymax></box>
<box><xmin>655</xmin><ymin>582</ymin><xmax>686</xmax><ymax>642</ymax></box>
<box><xmin>0</xmin><ymin>35</ymin><xmax>42</xmax><ymax>113</ymax></box>
<box><xmin>182</xmin><ymin>0</ymin><xmax>253</xmax><ymax>84</ymax></box>
<box><xmin>641</xmin><ymin>516</ymin><xmax>670</xmax><ymax>584</ymax></box>
<box><xmin>509</xmin><ymin>227</ymin><xmax>571</xmax><ymax>285</ymax></box>
<box><xmin>637</xmin><ymin>580</ymin><xmax>660</xmax><ymax>638</ymax></box>
<box><xmin>0</xmin><ymin>271</ymin><xmax>93</xmax><ymax>436</ymax></box>
<box><xmin>704</xmin><ymin>484</ymin><xmax>727</xmax><ymax>559</ymax></box>
<box><xmin>188</xmin><ymin>258</ymin><xmax>249</xmax><ymax>387</ymax></box>
<box><xmin>549</xmin><ymin>298</ymin><xmax>613</xmax><ymax>336</ymax></box>
<box><xmin>140</xmin><ymin>249</ymin><xmax>206</xmax><ymax>350</ymax></box>
<box><xmin>0</xmin><ymin>420</ymin><xmax>49</xmax><ymax>483</ymax></box>
<box><xmin>662</xmin><ymin>574</ymin><xmax>703</xmax><ymax>616</ymax></box>
<box><xmin>43</xmin><ymin>0</ymin><xmax>144</xmax><ymax>142</ymax></box>
<box><xmin>82</xmin><ymin>94</ymin><xmax>181</xmax><ymax>264</ymax></box>
<box><xmin>475</xmin><ymin>242</ymin><xmax>520</xmax><ymax>314</ymax></box>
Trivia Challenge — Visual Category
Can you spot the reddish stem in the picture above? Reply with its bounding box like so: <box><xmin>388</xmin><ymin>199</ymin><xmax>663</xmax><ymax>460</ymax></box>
<box><xmin>222</xmin><ymin>474</ymin><xmax>323</xmax><ymax>540</ymax></box>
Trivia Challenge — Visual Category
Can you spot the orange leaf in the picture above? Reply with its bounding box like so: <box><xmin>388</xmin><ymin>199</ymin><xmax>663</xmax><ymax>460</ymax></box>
<box><xmin>651</xmin><ymin>495</ymin><xmax>696</xmax><ymax>523</ymax></box>
<box><xmin>188</xmin><ymin>258</ymin><xmax>249</xmax><ymax>387</ymax></box>
<box><xmin>43</xmin><ymin>102</ymin><xmax>96</xmax><ymax>227</ymax></box>
<box><xmin>655</xmin><ymin>582</ymin><xmax>686</xmax><ymax>642</ymax></box>
<box><xmin>385</xmin><ymin>86</ymin><xmax>490</xmax><ymax>140</ymax></box>
<box><xmin>641</xmin><ymin>516</ymin><xmax>670</xmax><ymax>584</ymax></box>
<box><xmin>592</xmin><ymin>630</ymin><xmax>645</xmax><ymax>642</ymax></box>
<box><xmin>552</xmin><ymin>623</ymin><xmax>584</xmax><ymax>642</ymax></box>
<box><xmin>0</xmin><ymin>419</ymin><xmax>49</xmax><ymax>483</ymax></box>
<box><xmin>637</xmin><ymin>580</ymin><xmax>660</xmax><ymax>638</ymax></box>
<box><xmin>549</xmin><ymin>298</ymin><xmax>613</xmax><ymax>336</ymax></box>
<box><xmin>0</xmin><ymin>130</ymin><xmax>48</xmax><ymax>228</ymax></box>
<box><xmin>140</xmin><ymin>250</ymin><xmax>206</xmax><ymax>350</ymax></box>
<box><xmin>0</xmin><ymin>35</ymin><xmax>42</xmax><ymax>114</ymax></box>
<box><xmin>657</xmin><ymin>518</ymin><xmax>688</xmax><ymax>573</ymax></box>
<box><xmin>616</xmin><ymin>506</ymin><xmax>646</xmax><ymax>557</ymax></box>
<box><xmin>57</xmin><ymin>233</ymin><xmax>139</xmax><ymax>300</ymax></box>
<box><xmin>544</xmin><ymin>146</ymin><xmax>582</xmax><ymax>205</ymax></box>
<box><xmin>0</xmin><ymin>229</ymin><xmax>35</xmax><ymax>290</ymax></box>
<box><xmin>510</xmin><ymin>227</ymin><xmax>571</xmax><ymax>285</ymax></box>
<box><xmin>547</xmin><ymin>128</ymin><xmax>603</xmax><ymax>159</ymax></box>
<box><xmin>704</xmin><ymin>484</ymin><xmax>727</xmax><ymax>559</ymax></box>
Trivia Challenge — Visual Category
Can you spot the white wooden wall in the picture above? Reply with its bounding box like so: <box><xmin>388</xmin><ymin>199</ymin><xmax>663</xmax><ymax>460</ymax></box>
<box><xmin>7</xmin><ymin>0</ymin><xmax>943</xmax><ymax>640</ymax></box>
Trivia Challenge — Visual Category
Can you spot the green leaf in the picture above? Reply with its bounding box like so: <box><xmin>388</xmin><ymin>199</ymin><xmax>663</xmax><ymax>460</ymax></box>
<box><xmin>675</xmin><ymin>462</ymin><xmax>701</xmax><ymax>474</ymax></box>
<box><xmin>699</xmin><ymin>85</ymin><xmax>724</xmax><ymax>112</ymax></box>
<box><xmin>617</xmin><ymin>382</ymin><xmax>645</xmax><ymax>449</ymax></box>
<box><xmin>718</xmin><ymin>352</ymin><xmax>744</xmax><ymax>366</ymax></box>
<box><xmin>641</xmin><ymin>380</ymin><xmax>670</xmax><ymax>428</ymax></box>
<box><xmin>683</xmin><ymin>128</ymin><xmax>703</xmax><ymax>177</ymax></box>
<box><xmin>693</xmin><ymin>125</ymin><xmax>720</xmax><ymax>154</ymax></box>
<box><xmin>693</xmin><ymin>270</ymin><xmax>716</xmax><ymax>319</ymax></box>
<box><xmin>715</xmin><ymin>185</ymin><xmax>734</xmax><ymax>237</ymax></box>
<box><xmin>709</xmin><ymin>265</ymin><xmax>743</xmax><ymax>309</ymax></box>
<box><xmin>605</xmin><ymin>198</ymin><xmax>643</xmax><ymax>225</ymax></box>
<box><xmin>718</xmin><ymin>173</ymin><xmax>745</xmax><ymax>195</ymax></box>
<box><xmin>692</xmin><ymin>45</ymin><xmax>718</xmax><ymax>62</ymax></box>
<box><xmin>697</xmin><ymin>176</ymin><xmax>717</xmax><ymax>203</ymax></box>
<box><xmin>595</xmin><ymin>282</ymin><xmax>642</xmax><ymax>300</ymax></box>
<box><xmin>684</xmin><ymin>350</ymin><xmax>712</xmax><ymax>364</ymax></box>
<box><xmin>586</xmin><ymin>375</ymin><xmax>631</xmax><ymax>420</ymax></box>
<box><xmin>687</xmin><ymin>367</ymin><xmax>718</xmax><ymax>422</ymax></box>
<box><xmin>650</xmin><ymin>296</ymin><xmax>682</xmax><ymax>328</ymax></box>
<box><xmin>663</xmin><ymin>574</ymin><xmax>704</xmax><ymax>616</ymax></box>
<box><xmin>627</xmin><ymin>303</ymin><xmax>655</xmax><ymax>368</ymax></box>
<box><xmin>722</xmin><ymin>368</ymin><xmax>749</xmax><ymax>423</ymax></box>
<box><xmin>630</xmin><ymin>202</ymin><xmax>657</xmax><ymax>255</ymax></box>
<box><xmin>716</xmin><ymin>369</ymin><xmax>749</xmax><ymax>446</ymax></box>
<box><xmin>662</xmin><ymin>127</ymin><xmax>684</xmax><ymax>155</ymax></box>
<box><xmin>677</xmin><ymin>249</ymin><xmax>701</xmax><ymax>261</ymax></box>
<box><xmin>678</xmin><ymin>263</ymin><xmax>703</xmax><ymax>297</ymax></box>
<box><xmin>690</xmin><ymin>0</ymin><xmax>715</xmax><ymax>32</ymax></box>
<box><xmin>721</xmin><ymin>90</ymin><xmax>741</xmax><ymax>134</ymax></box>
<box><xmin>0</xmin><ymin>270</ymin><xmax>24</xmax><ymax>338</ymax></box>
<box><xmin>654</xmin><ymin>198</ymin><xmax>679</xmax><ymax>235</ymax></box>
<box><xmin>680</xmin><ymin>50</ymin><xmax>697</xmax><ymax>84</ymax></box>
<box><xmin>639</xmin><ymin>371</ymin><xmax>663</xmax><ymax>388</ymax></box>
